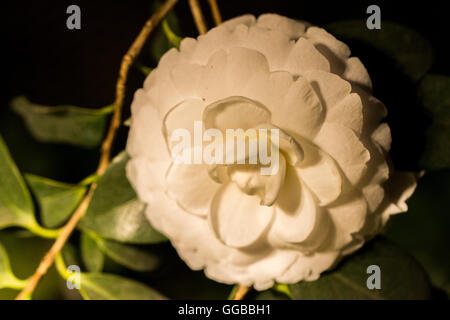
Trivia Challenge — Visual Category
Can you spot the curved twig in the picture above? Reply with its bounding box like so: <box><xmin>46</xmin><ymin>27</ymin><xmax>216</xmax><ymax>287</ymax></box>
<box><xmin>15</xmin><ymin>0</ymin><xmax>179</xmax><ymax>300</ymax></box>
<box><xmin>208</xmin><ymin>0</ymin><xmax>222</xmax><ymax>25</ymax></box>
<box><xmin>189</xmin><ymin>0</ymin><xmax>208</xmax><ymax>34</ymax></box>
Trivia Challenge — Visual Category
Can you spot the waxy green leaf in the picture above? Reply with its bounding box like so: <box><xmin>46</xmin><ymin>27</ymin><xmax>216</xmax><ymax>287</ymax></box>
<box><xmin>0</xmin><ymin>242</ymin><xmax>27</xmax><ymax>290</ymax></box>
<box><xmin>417</xmin><ymin>74</ymin><xmax>450</xmax><ymax>170</ymax></box>
<box><xmin>25</xmin><ymin>174</ymin><xmax>86</xmax><ymax>228</ymax></box>
<box><xmin>288</xmin><ymin>238</ymin><xmax>432</xmax><ymax>300</ymax></box>
<box><xmin>327</xmin><ymin>20</ymin><xmax>433</xmax><ymax>82</ymax></box>
<box><xmin>79</xmin><ymin>273</ymin><xmax>166</xmax><ymax>300</ymax></box>
<box><xmin>80</xmin><ymin>152</ymin><xmax>167</xmax><ymax>244</ymax></box>
<box><xmin>11</xmin><ymin>96</ymin><xmax>112</xmax><ymax>148</ymax></box>
<box><xmin>80</xmin><ymin>233</ymin><xmax>104</xmax><ymax>273</ymax></box>
<box><xmin>0</xmin><ymin>135</ymin><xmax>36</xmax><ymax>231</ymax></box>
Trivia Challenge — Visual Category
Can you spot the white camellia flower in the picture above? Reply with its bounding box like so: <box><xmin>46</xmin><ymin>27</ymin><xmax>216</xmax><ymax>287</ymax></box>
<box><xmin>126</xmin><ymin>14</ymin><xmax>418</xmax><ymax>290</ymax></box>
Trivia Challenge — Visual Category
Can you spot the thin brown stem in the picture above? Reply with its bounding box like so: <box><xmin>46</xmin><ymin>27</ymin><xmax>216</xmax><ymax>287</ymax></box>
<box><xmin>207</xmin><ymin>0</ymin><xmax>222</xmax><ymax>25</ymax></box>
<box><xmin>189</xmin><ymin>0</ymin><xmax>208</xmax><ymax>34</ymax></box>
<box><xmin>15</xmin><ymin>0</ymin><xmax>178</xmax><ymax>300</ymax></box>
<box><xmin>233</xmin><ymin>285</ymin><xmax>250</xmax><ymax>300</ymax></box>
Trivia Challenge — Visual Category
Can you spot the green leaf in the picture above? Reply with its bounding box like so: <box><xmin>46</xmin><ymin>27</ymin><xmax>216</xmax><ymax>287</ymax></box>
<box><xmin>162</xmin><ymin>19</ymin><xmax>182</xmax><ymax>48</ymax></box>
<box><xmin>0</xmin><ymin>231</ymin><xmax>64</xmax><ymax>300</ymax></box>
<box><xmin>80</xmin><ymin>233</ymin><xmax>104</xmax><ymax>273</ymax></box>
<box><xmin>288</xmin><ymin>238</ymin><xmax>432</xmax><ymax>300</ymax></box>
<box><xmin>272</xmin><ymin>283</ymin><xmax>293</xmax><ymax>299</ymax></box>
<box><xmin>385</xmin><ymin>169</ymin><xmax>450</xmax><ymax>295</ymax></box>
<box><xmin>0</xmin><ymin>242</ymin><xmax>27</xmax><ymax>290</ymax></box>
<box><xmin>417</xmin><ymin>74</ymin><xmax>450</xmax><ymax>170</ymax></box>
<box><xmin>135</xmin><ymin>62</ymin><xmax>153</xmax><ymax>76</ymax></box>
<box><xmin>25</xmin><ymin>174</ymin><xmax>86</xmax><ymax>228</ymax></box>
<box><xmin>79</xmin><ymin>273</ymin><xmax>166</xmax><ymax>300</ymax></box>
<box><xmin>96</xmin><ymin>236</ymin><xmax>160</xmax><ymax>272</ymax></box>
<box><xmin>62</xmin><ymin>242</ymin><xmax>82</xmax><ymax>268</ymax></box>
<box><xmin>254</xmin><ymin>289</ymin><xmax>290</xmax><ymax>300</ymax></box>
<box><xmin>80</xmin><ymin>152</ymin><xmax>167</xmax><ymax>244</ymax></box>
<box><xmin>0</xmin><ymin>135</ymin><xmax>35</xmax><ymax>230</ymax></box>
<box><xmin>326</xmin><ymin>20</ymin><xmax>433</xmax><ymax>82</ymax></box>
<box><xmin>149</xmin><ymin>1</ymin><xmax>182</xmax><ymax>62</ymax></box>
<box><xmin>10</xmin><ymin>96</ymin><xmax>112</xmax><ymax>148</ymax></box>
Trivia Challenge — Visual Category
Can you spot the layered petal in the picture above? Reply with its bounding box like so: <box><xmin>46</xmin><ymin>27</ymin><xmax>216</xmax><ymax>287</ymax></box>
<box><xmin>165</xmin><ymin>163</ymin><xmax>221</xmax><ymax>216</ymax></box>
<box><xmin>272</xmin><ymin>76</ymin><xmax>324</xmax><ymax>138</ymax></box>
<box><xmin>257</xmin><ymin>14</ymin><xmax>308</xmax><ymax>40</ymax></box>
<box><xmin>284</xmin><ymin>38</ymin><xmax>330</xmax><ymax>76</ymax></box>
<box><xmin>314</xmin><ymin>122</ymin><xmax>370</xmax><ymax>185</ymax></box>
<box><xmin>209</xmin><ymin>183</ymin><xmax>275</xmax><ymax>248</ymax></box>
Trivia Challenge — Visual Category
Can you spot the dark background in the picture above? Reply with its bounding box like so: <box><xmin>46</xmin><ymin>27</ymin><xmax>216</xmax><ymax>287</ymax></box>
<box><xmin>0</xmin><ymin>0</ymin><xmax>449</xmax><ymax>299</ymax></box>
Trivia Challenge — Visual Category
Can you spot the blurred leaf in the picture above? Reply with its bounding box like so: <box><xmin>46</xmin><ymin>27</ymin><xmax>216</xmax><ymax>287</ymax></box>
<box><xmin>0</xmin><ymin>242</ymin><xmax>27</xmax><ymax>290</ymax></box>
<box><xmin>135</xmin><ymin>62</ymin><xmax>153</xmax><ymax>76</ymax></box>
<box><xmin>272</xmin><ymin>283</ymin><xmax>293</xmax><ymax>299</ymax></box>
<box><xmin>149</xmin><ymin>1</ymin><xmax>181</xmax><ymax>63</ymax></box>
<box><xmin>80</xmin><ymin>233</ymin><xmax>104</xmax><ymax>273</ymax></box>
<box><xmin>0</xmin><ymin>135</ymin><xmax>35</xmax><ymax>230</ymax></box>
<box><xmin>288</xmin><ymin>238</ymin><xmax>432</xmax><ymax>300</ymax></box>
<box><xmin>96</xmin><ymin>237</ymin><xmax>160</xmax><ymax>272</ymax></box>
<box><xmin>25</xmin><ymin>174</ymin><xmax>86</xmax><ymax>228</ymax></box>
<box><xmin>80</xmin><ymin>152</ymin><xmax>167</xmax><ymax>244</ymax></box>
<box><xmin>327</xmin><ymin>20</ymin><xmax>432</xmax><ymax>82</ymax></box>
<box><xmin>0</xmin><ymin>231</ymin><xmax>65</xmax><ymax>300</ymax></box>
<box><xmin>79</xmin><ymin>273</ymin><xmax>166</xmax><ymax>300</ymax></box>
<box><xmin>417</xmin><ymin>74</ymin><xmax>450</xmax><ymax>170</ymax></box>
<box><xmin>62</xmin><ymin>243</ymin><xmax>81</xmax><ymax>269</ymax></box>
<box><xmin>162</xmin><ymin>19</ymin><xmax>182</xmax><ymax>48</ymax></box>
<box><xmin>254</xmin><ymin>289</ymin><xmax>290</xmax><ymax>300</ymax></box>
<box><xmin>10</xmin><ymin>96</ymin><xmax>112</xmax><ymax>148</ymax></box>
<box><xmin>385</xmin><ymin>169</ymin><xmax>450</xmax><ymax>295</ymax></box>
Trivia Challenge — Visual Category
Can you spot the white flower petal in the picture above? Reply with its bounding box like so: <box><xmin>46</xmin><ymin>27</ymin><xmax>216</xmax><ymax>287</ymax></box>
<box><xmin>304</xmin><ymin>70</ymin><xmax>352</xmax><ymax>111</ymax></box>
<box><xmin>197</xmin><ymin>50</ymin><xmax>229</xmax><ymax>103</ymax></box>
<box><xmin>257</xmin><ymin>13</ymin><xmax>307</xmax><ymax>40</ymax></box>
<box><xmin>226</xmin><ymin>47</ymin><xmax>270</xmax><ymax>95</ymax></box>
<box><xmin>221</xmin><ymin>14</ymin><xmax>256</xmax><ymax>31</ymax></box>
<box><xmin>371</xmin><ymin>123</ymin><xmax>392</xmax><ymax>152</ymax></box>
<box><xmin>382</xmin><ymin>171</ymin><xmax>418</xmax><ymax>219</ymax></box>
<box><xmin>276</xmin><ymin>251</ymin><xmax>339</xmax><ymax>283</ymax></box>
<box><xmin>209</xmin><ymin>183</ymin><xmax>275</xmax><ymax>248</ymax></box>
<box><xmin>356</xmin><ymin>88</ymin><xmax>388</xmax><ymax>135</ymax></box>
<box><xmin>189</xmin><ymin>24</ymin><xmax>246</xmax><ymax>65</ymax></box>
<box><xmin>271</xmin><ymin>166</ymin><xmax>319</xmax><ymax>244</ymax></box>
<box><xmin>273</xmin><ymin>76</ymin><xmax>324</xmax><ymax>138</ymax></box>
<box><xmin>127</xmin><ymin>90</ymin><xmax>169</xmax><ymax>161</ymax></box>
<box><xmin>144</xmin><ymin>77</ymin><xmax>184</xmax><ymax>117</ymax></box>
<box><xmin>162</xmin><ymin>98</ymin><xmax>205</xmax><ymax>153</ymax></box>
<box><xmin>297</xmin><ymin>141</ymin><xmax>342</xmax><ymax>205</ymax></box>
<box><xmin>126</xmin><ymin>158</ymin><xmax>169</xmax><ymax>203</ymax></box>
<box><xmin>170</xmin><ymin>63</ymin><xmax>204</xmax><ymax>98</ymax></box>
<box><xmin>327</xmin><ymin>192</ymin><xmax>368</xmax><ymax>249</ymax></box>
<box><xmin>304</xmin><ymin>27</ymin><xmax>350</xmax><ymax>74</ymax></box>
<box><xmin>242</xmin><ymin>71</ymin><xmax>293</xmax><ymax>113</ymax></box>
<box><xmin>285</xmin><ymin>38</ymin><xmax>330</xmax><ymax>76</ymax></box>
<box><xmin>314</xmin><ymin>122</ymin><xmax>370</xmax><ymax>185</ymax></box>
<box><xmin>165</xmin><ymin>163</ymin><xmax>221</xmax><ymax>216</ymax></box>
<box><xmin>343</xmin><ymin>57</ymin><xmax>372</xmax><ymax>92</ymax></box>
<box><xmin>246</xmin><ymin>26</ymin><xmax>293</xmax><ymax>71</ymax></box>
<box><xmin>145</xmin><ymin>191</ymin><xmax>230</xmax><ymax>269</ymax></box>
<box><xmin>326</xmin><ymin>93</ymin><xmax>364</xmax><ymax>135</ymax></box>
<box><xmin>203</xmin><ymin>96</ymin><xmax>271</xmax><ymax>131</ymax></box>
